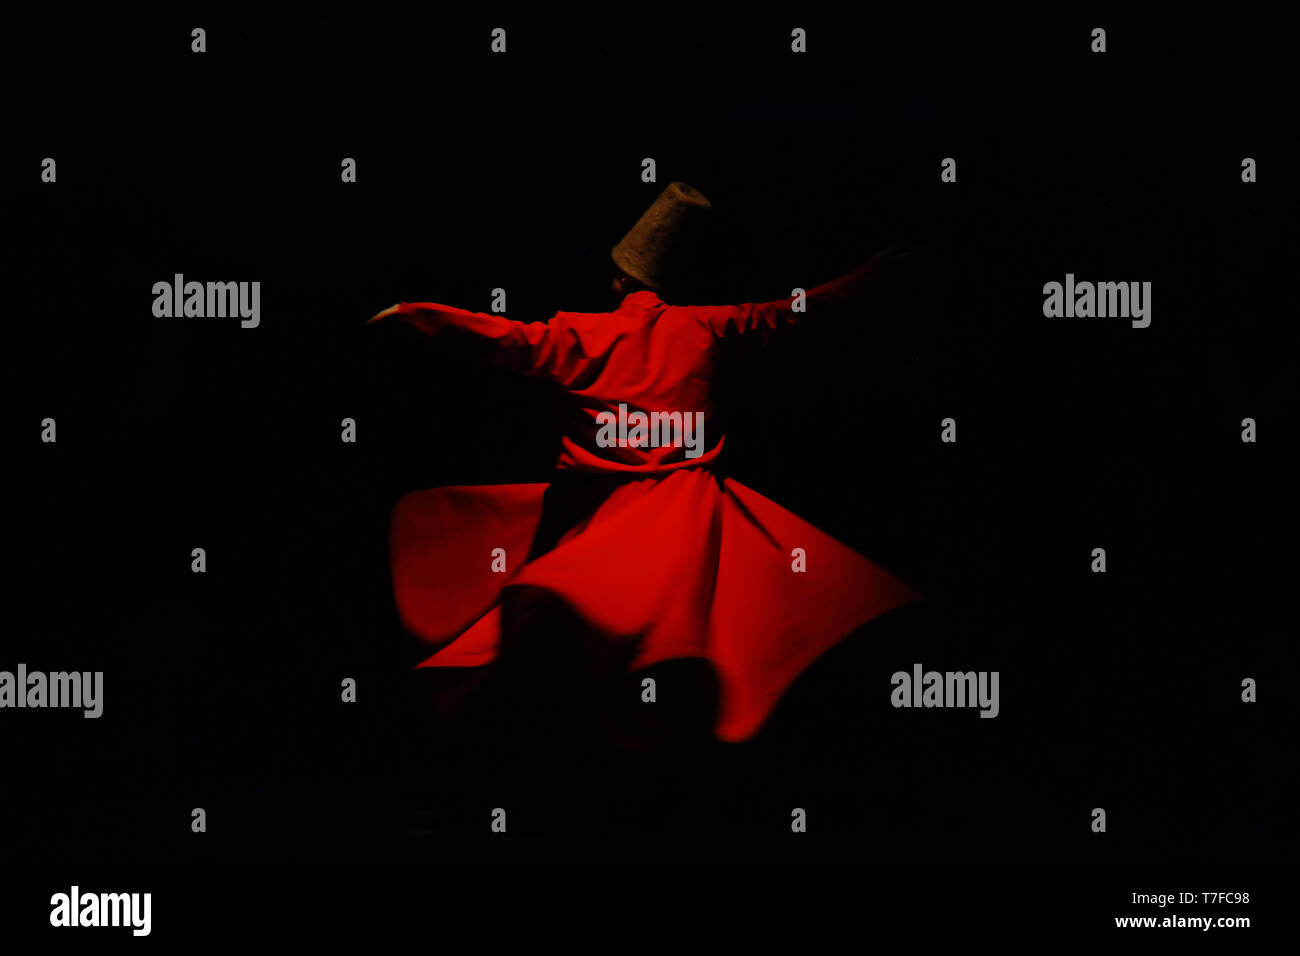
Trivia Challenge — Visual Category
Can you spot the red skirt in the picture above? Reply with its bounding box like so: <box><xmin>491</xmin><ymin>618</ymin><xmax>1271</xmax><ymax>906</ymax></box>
<box><xmin>390</xmin><ymin>468</ymin><xmax>919</xmax><ymax>742</ymax></box>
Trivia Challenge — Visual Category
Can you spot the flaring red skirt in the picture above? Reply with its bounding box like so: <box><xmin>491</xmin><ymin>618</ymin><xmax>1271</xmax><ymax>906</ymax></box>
<box><xmin>390</xmin><ymin>468</ymin><xmax>919</xmax><ymax>741</ymax></box>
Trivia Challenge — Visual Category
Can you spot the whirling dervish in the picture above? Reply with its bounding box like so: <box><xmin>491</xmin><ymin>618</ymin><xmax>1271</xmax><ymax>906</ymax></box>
<box><xmin>368</xmin><ymin>181</ymin><xmax>920</xmax><ymax>742</ymax></box>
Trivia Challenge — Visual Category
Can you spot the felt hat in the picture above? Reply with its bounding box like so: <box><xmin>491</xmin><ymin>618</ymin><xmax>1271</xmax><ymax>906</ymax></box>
<box><xmin>611</xmin><ymin>181</ymin><xmax>712</xmax><ymax>291</ymax></box>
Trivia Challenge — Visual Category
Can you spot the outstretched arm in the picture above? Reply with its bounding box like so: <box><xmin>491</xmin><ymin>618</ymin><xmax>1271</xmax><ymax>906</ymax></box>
<box><xmin>367</xmin><ymin>301</ymin><xmax>550</xmax><ymax>375</ymax></box>
<box><xmin>690</xmin><ymin>246</ymin><xmax>918</xmax><ymax>342</ymax></box>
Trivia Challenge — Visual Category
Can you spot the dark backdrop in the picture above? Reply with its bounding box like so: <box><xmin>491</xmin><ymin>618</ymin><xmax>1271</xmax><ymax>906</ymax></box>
<box><xmin>6</xmin><ymin>1</ymin><xmax>1292</xmax><ymax>878</ymax></box>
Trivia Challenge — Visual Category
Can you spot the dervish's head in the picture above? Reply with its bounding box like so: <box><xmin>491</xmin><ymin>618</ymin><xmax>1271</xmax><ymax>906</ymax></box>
<box><xmin>610</xmin><ymin>269</ymin><xmax>649</xmax><ymax>306</ymax></box>
<box><xmin>609</xmin><ymin>181</ymin><xmax>712</xmax><ymax>307</ymax></box>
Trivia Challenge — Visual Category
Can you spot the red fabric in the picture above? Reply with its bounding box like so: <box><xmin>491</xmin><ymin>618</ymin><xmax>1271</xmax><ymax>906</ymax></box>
<box><xmin>383</xmin><ymin>249</ymin><xmax>920</xmax><ymax>741</ymax></box>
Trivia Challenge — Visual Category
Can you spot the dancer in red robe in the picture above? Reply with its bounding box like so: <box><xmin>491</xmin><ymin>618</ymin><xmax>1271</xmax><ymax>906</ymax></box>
<box><xmin>368</xmin><ymin>182</ymin><xmax>920</xmax><ymax>743</ymax></box>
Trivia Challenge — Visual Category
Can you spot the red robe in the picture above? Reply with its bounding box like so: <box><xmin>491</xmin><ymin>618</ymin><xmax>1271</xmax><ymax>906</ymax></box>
<box><xmin>381</xmin><ymin>251</ymin><xmax>920</xmax><ymax>742</ymax></box>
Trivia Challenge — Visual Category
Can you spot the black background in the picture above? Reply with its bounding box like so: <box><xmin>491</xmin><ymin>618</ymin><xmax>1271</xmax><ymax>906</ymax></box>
<box><xmin>5</xmin><ymin>0</ymin><xmax>1294</xmax><ymax>932</ymax></box>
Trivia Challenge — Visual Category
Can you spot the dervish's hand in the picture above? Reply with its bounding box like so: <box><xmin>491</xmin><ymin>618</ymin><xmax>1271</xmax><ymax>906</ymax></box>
<box><xmin>367</xmin><ymin>303</ymin><xmax>403</xmax><ymax>325</ymax></box>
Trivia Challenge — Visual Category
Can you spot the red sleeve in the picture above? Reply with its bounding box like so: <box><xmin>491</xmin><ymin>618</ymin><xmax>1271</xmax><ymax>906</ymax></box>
<box><xmin>691</xmin><ymin>247</ymin><xmax>916</xmax><ymax>342</ymax></box>
<box><xmin>371</xmin><ymin>302</ymin><xmax>550</xmax><ymax>375</ymax></box>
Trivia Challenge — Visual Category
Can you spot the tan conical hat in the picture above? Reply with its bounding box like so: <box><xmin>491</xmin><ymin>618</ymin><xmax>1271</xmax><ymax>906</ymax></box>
<box><xmin>611</xmin><ymin>181</ymin><xmax>712</xmax><ymax>291</ymax></box>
